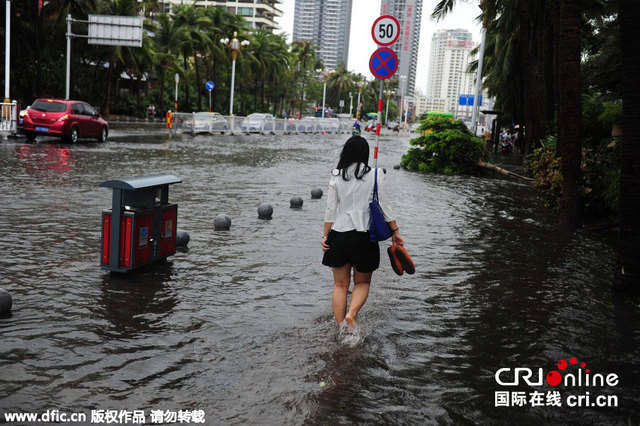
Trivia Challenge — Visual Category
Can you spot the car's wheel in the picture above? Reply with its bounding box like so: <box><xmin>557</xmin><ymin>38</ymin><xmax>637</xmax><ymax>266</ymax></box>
<box><xmin>25</xmin><ymin>132</ymin><xmax>36</xmax><ymax>142</ymax></box>
<box><xmin>66</xmin><ymin>126</ymin><xmax>79</xmax><ymax>143</ymax></box>
<box><xmin>97</xmin><ymin>127</ymin><xmax>107</xmax><ymax>142</ymax></box>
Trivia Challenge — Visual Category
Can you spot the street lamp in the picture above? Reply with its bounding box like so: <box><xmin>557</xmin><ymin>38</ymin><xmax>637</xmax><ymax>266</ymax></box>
<box><xmin>384</xmin><ymin>89</ymin><xmax>395</xmax><ymax>126</ymax></box>
<box><xmin>348</xmin><ymin>92</ymin><xmax>353</xmax><ymax>117</ymax></box>
<box><xmin>316</xmin><ymin>68</ymin><xmax>331</xmax><ymax>118</ymax></box>
<box><xmin>356</xmin><ymin>81</ymin><xmax>364</xmax><ymax>120</ymax></box>
<box><xmin>399</xmin><ymin>75</ymin><xmax>407</xmax><ymax>130</ymax></box>
<box><xmin>220</xmin><ymin>32</ymin><xmax>250</xmax><ymax>116</ymax></box>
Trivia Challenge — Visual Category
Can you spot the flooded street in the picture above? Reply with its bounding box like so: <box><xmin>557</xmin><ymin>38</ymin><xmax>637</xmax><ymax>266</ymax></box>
<box><xmin>0</xmin><ymin>128</ymin><xmax>638</xmax><ymax>425</ymax></box>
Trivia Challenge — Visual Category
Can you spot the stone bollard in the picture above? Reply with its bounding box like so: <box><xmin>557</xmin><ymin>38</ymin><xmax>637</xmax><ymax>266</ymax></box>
<box><xmin>258</xmin><ymin>204</ymin><xmax>273</xmax><ymax>220</ymax></box>
<box><xmin>311</xmin><ymin>188</ymin><xmax>323</xmax><ymax>199</ymax></box>
<box><xmin>176</xmin><ymin>229</ymin><xmax>190</xmax><ymax>247</ymax></box>
<box><xmin>393</xmin><ymin>164</ymin><xmax>401</xmax><ymax>170</ymax></box>
<box><xmin>290</xmin><ymin>196</ymin><xmax>303</xmax><ymax>208</ymax></box>
<box><xmin>0</xmin><ymin>288</ymin><xmax>12</xmax><ymax>317</ymax></box>
<box><xmin>214</xmin><ymin>214</ymin><xmax>231</xmax><ymax>231</ymax></box>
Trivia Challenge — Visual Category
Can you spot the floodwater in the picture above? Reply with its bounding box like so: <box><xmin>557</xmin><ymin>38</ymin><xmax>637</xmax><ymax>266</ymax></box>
<box><xmin>0</xmin><ymin>127</ymin><xmax>638</xmax><ymax>425</ymax></box>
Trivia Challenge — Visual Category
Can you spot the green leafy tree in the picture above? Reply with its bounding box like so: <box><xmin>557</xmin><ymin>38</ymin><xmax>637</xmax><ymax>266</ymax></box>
<box><xmin>401</xmin><ymin>115</ymin><xmax>487</xmax><ymax>174</ymax></box>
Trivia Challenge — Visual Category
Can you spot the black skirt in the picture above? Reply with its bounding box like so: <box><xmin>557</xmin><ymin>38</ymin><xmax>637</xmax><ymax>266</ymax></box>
<box><xmin>322</xmin><ymin>229</ymin><xmax>380</xmax><ymax>273</ymax></box>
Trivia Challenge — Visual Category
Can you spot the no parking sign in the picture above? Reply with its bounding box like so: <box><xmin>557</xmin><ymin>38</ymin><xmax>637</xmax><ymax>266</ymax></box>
<box><xmin>369</xmin><ymin>48</ymin><xmax>398</xmax><ymax>80</ymax></box>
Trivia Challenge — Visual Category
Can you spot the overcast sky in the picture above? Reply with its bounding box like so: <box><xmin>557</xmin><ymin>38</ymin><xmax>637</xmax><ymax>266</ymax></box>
<box><xmin>275</xmin><ymin>0</ymin><xmax>482</xmax><ymax>95</ymax></box>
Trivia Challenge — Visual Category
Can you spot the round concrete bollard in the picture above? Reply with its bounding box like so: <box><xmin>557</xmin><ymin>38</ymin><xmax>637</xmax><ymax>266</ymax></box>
<box><xmin>393</xmin><ymin>164</ymin><xmax>401</xmax><ymax>170</ymax></box>
<box><xmin>311</xmin><ymin>188</ymin><xmax>323</xmax><ymax>199</ymax></box>
<box><xmin>290</xmin><ymin>196</ymin><xmax>304</xmax><ymax>208</ymax></box>
<box><xmin>0</xmin><ymin>288</ymin><xmax>12</xmax><ymax>317</ymax></box>
<box><xmin>176</xmin><ymin>229</ymin><xmax>190</xmax><ymax>247</ymax></box>
<box><xmin>258</xmin><ymin>203</ymin><xmax>273</xmax><ymax>220</ymax></box>
<box><xmin>214</xmin><ymin>214</ymin><xmax>231</xmax><ymax>231</ymax></box>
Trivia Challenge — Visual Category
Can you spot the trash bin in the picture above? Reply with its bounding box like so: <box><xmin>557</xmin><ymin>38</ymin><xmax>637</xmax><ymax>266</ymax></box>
<box><xmin>99</xmin><ymin>174</ymin><xmax>182</xmax><ymax>272</ymax></box>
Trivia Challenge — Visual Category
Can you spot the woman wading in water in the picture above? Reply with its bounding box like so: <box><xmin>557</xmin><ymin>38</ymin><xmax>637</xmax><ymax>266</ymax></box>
<box><xmin>321</xmin><ymin>135</ymin><xmax>404</xmax><ymax>326</ymax></box>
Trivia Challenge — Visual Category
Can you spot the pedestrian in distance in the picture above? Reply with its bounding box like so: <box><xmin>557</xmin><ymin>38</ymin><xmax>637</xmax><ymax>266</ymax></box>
<box><xmin>321</xmin><ymin>135</ymin><xmax>404</xmax><ymax>327</ymax></box>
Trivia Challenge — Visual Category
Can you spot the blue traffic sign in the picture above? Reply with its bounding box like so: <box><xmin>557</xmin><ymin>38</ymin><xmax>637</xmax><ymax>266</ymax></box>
<box><xmin>205</xmin><ymin>81</ymin><xmax>215</xmax><ymax>91</ymax></box>
<box><xmin>458</xmin><ymin>94</ymin><xmax>482</xmax><ymax>106</ymax></box>
<box><xmin>369</xmin><ymin>48</ymin><xmax>398</xmax><ymax>80</ymax></box>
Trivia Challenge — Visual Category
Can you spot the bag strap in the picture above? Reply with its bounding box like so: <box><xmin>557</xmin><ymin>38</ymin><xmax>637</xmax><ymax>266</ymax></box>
<box><xmin>372</xmin><ymin>168</ymin><xmax>379</xmax><ymax>202</ymax></box>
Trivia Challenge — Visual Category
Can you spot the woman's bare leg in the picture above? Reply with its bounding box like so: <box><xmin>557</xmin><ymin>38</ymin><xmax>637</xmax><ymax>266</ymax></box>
<box><xmin>345</xmin><ymin>270</ymin><xmax>372</xmax><ymax>326</ymax></box>
<box><xmin>331</xmin><ymin>264</ymin><xmax>352</xmax><ymax>324</ymax></box>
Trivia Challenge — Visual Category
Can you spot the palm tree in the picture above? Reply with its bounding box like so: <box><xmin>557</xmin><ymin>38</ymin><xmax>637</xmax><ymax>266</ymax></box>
<box><xmin>174</xmin><ymin>3</ymin><xmax>214</xmax><ymax>111</ymax></box>
<box><xmin>292</xmin><ymin>40</ymin><xmax>317</xmax><ymax>114</ymax></box>
<box><xmin>327</xmin><ymin>63</ymin><xmax>353</xmax><ymax>112</ymax></box>
<box><xmin>98</xmin><ymin>0</ymin><xmax>146</xmax><ymax>115</ymax></box>
<box><xmin>150</xmin><ymin>14</ymin><xmax>186</xmax><ymax>113</ymax></box>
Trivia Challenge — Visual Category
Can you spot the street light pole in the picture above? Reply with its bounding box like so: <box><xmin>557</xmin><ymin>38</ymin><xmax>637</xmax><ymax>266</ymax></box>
<box><xmin>317</xmin><ymin>68</ymin><xmax>330</xmax><ymax>118</ymax></box>
<box><xmin>471</xmin><ymin>1</ymin><xmax>488</xmax><ymax>135</ymax></box>
<box><xmin>398</xmin><ymin>76</ymin><xmax>407</xmax><ymax>130</ymax></box>
<box><xmin>174</xmin><ymin>73</ymin><xmax>179</xmax><ymax>113</ymax></box>
<box><xmin>349</xmin><ymin>92</ymin><xmax>353</xmax><ymax>117</ymax></box>
<box><xmin>221</xmin><ymin>32</ymin><xmax>250</xmax><ymax>116</ymax></box>
<box><xmin>4</xmin><ymin>0</ymin><xmax>10</xmax><ymax>102</ymax></box>
<box><xmin>384</xmin><ymin>89</ymin><xmax>394</xmax><ymax>126</ymax></box>
<box><xmin>356</xmin><ymin>81</ymin><xmax>364</xmax><ymax>120</ymax></box>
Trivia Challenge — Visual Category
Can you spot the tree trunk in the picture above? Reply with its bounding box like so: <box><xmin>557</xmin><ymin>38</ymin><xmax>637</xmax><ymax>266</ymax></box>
<box><xmin>615</xmin><ymin>0</ymin><xmax>640</xmax><ymax>292</ymax></box>
<box><xmin>195</xmin><ymin>54</ymin><xmax>202</xmax><ymax>111</ymax></box>
<box><xmin>544</xmin><ymin>0</ymin><xmax>557</xmax><ymax>128</ymax></box>
<box><xmin>159</xmin><ymin>69</ymin><xmax>166</xmax><ymax>113</ymax></box>
<box><xmin>556</xmin><ymin>0</ymin><xmax>582</xmax><ymax>229</ymax></box>
<box><xmin>183</xmin><ymin>52</ymin><xmax>189</xmax><ymax>110</ymax></box>
<box><xmin>519</xmin><ymin>0</ymin><xmax>547</xmax><ymax>156</ymax></box>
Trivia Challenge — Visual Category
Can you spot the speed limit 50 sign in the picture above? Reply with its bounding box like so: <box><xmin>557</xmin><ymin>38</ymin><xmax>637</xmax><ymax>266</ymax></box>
<box><xmin>371</xmin><ymin>15</ymin><xmax>400</xmax><ymax>46</ymax></box>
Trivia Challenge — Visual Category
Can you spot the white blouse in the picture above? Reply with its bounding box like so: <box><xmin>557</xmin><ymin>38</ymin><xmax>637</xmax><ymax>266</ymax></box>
<box><xmin>324</xmin><ymin>163</ymin><xmax>395</xmax><ymax>232</ymax></box>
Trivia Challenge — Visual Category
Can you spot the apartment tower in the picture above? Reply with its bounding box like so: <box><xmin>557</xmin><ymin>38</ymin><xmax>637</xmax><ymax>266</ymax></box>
<box><xmin>425</xmin><ymin>29</ymin><xmax>475</xmax><ymax>116</ymax></box>
<box><xmin>292</xmin><ymin>0</ymin><xmax>353</xmax><ymax>70</ymax></box>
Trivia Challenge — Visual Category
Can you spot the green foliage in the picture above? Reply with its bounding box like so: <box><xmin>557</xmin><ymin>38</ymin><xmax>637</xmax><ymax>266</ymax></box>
<box><xmin>526</xmin><ymin>139</ymin><xmax>620</xmax><ymax>216</ymax></box>
<box><xmin>525</xmin><ymin>146</ymin><xmax>562</xmax><ymax>210</ymax></box>
<box><xmin>401</xmin><ymin>117</ymin><xmax>488</xmax><ymax>175</ymax></box>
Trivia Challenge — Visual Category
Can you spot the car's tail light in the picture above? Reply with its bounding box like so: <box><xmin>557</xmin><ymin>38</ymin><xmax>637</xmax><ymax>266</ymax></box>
<box><xmin>55</xmin><ymin>114</ymin><xmax>69</xmax><ymax>122</ymax></box>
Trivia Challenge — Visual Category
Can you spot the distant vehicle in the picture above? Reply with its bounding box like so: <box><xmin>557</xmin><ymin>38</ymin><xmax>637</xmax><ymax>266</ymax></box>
<box><xmin>241</xmin><ymin>113</ymin><xmax>275</xmax><ymax>133</ymax></box>
<box><xmin>298</xmin><ymin>116</ymin><xmax>317</xmax><ymax>133</ymax></box>
<box><xmin>18</xmin><ymin>105</ymin><xmax>30</xmax><ymax>128</ymax></box>
<box><xmin>328</xmin><ymin>117</ymin><xmax>340</xmax><ymax>132</ymax></box>
<box><xmin>183</xmin><ymin>112</ymin><xmax>228</xmax><ymax>134</ymax></box>
<box><xmin>317</xmin><ymin>117</ymin><xmax>339</xmax><ymax>133</ymax></box>
<box><xmin>22</xmin><ymin>99</ymin><xmax>108</xmax><ymax>143</ymax></box>
<box><xmin>365</xmin><ymin>120</ymin><xmax>376</xmax><ymax>132</ymax></box>
<box><xmin>387</xmin><ymin>121</ymin><xmax>398</xmax><ymax>130</ymax></box>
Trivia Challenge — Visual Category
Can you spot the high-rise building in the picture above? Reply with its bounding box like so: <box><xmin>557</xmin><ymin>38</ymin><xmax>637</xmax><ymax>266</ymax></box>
<box><xmin>292</xmin><ymin>0</ymin><xmax>353</xmax><ymax>70</ymax></box>
<box><xmin>425</xmin><ymin>29</ymin><xmax>475</xmax><ymax>117</ymax></box>
<box><xmin>380</xmin><ymin>0</ymin><xmax>423</xmax><ymax>97</ymax></box>
<box><xmin>158</xmin><ymin>1</ymin><xmax>283</xmax><ymax>32</ymax></box>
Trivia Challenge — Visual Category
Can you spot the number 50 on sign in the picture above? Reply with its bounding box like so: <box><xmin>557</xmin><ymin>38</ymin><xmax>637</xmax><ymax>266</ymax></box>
<box><xmin>371</xmin><ymin>15</ymin><xmax>400</xmax><ymax>46</ymax></box>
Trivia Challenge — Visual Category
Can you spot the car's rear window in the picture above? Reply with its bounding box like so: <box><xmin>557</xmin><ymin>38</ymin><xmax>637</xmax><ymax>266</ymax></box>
<box><xmin>31</xmin><ymin>100</ymin><xmax>67</xmax><ymax>113</ymax></box>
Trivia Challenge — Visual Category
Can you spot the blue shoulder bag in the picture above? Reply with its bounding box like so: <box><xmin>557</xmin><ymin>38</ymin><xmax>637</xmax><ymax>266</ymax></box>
<box><xmin>369</xmin><ymin>168</ymin><xmax>392</xmax><ymax>242</ymax></box>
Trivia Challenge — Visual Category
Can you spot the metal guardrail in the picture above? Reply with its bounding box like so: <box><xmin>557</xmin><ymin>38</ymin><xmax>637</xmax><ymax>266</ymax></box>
<box><xmin>0</xmin><ymin>101</ymin><xmax>18</xmax><ymax>134</ymax></box>
<box><xmin>169</xmin><ymin>113</ymin><xmax>356</xmax><ymax>136</ymax></box>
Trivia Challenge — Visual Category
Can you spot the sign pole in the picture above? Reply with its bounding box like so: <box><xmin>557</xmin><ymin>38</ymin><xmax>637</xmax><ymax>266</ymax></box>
<box><xmin>209</xmin><ymin>90</ymin><xmax>212</xmax><ymax>113</ymax></box>
<box><xmin>374</xmin><ymin>79</ymin><xmax>384</xmax><ymax>168</ymax></box>
<box><xmin>370</xmin><ymin>14</ymin><xmax>400</xmax><ymax>167</ymax></box>
<box><xmin>66</xmin><ymin>14</ymin><xmax>72</xmax><ymax>99</ymax></box>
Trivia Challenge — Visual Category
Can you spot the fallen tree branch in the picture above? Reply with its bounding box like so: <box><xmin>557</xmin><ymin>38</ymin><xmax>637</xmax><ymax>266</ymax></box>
<box><xmin>476</xmin><ymin>160</ymin><xmax>534</xmax><ymax>182</ymax></box>
<box><xmin>580</xmin><ymin>221</ymin><xmax>619</xmax><ymax>232</ymax></box>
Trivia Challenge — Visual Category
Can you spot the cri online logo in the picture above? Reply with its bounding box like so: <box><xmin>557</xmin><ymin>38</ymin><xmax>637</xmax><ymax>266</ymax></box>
<box><xmin>495</xmin><ymin>357</ymin><xmax>619</xmax><ymax>387</ymax></box>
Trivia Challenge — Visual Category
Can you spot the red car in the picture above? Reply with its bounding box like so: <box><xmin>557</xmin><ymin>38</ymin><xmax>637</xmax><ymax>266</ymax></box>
<box><xmin>22</xmin><ymin>98</ymin><xmax>109</xmax><ymax>143</ymax></box>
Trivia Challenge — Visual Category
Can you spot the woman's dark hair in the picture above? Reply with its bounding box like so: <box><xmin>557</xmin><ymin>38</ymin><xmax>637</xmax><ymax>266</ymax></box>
<box><xmin>336</xmin><ymin>135</ymin><xmax>372</xmax><ymax>180</ymax></box>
